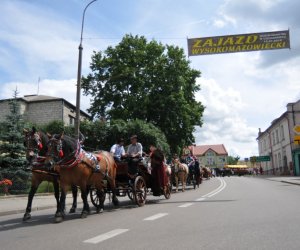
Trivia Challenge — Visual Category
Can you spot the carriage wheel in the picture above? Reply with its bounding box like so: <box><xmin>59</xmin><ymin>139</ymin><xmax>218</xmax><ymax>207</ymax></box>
<box><xmin>133</xmin><ymin>176</ymin><xmax>147</xmax><ymax>207</ymax></box>
<box><xmin>163</xmin><ymin>183</ymin><xmax>172</xmax><ymax>199</ymax></box>
<box><xmin>90</xmin><ymin>188</ymin><xmax>106</xmax><ymax>208</ymax></box>
<box><xmin>127</xmin><ymin>189</ymin><xmax>134</xmax><ymax>200</ymax></box>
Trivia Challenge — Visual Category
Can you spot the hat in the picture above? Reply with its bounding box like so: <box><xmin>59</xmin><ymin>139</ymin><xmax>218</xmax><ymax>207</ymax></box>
<box><xmin>130</xmin><ymin>135</ymin><xmax>138</xmax><ymax>140</ymax></box>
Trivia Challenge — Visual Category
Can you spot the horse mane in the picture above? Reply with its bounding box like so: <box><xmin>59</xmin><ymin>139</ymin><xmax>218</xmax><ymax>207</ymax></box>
<box><xmin>38</xmin><ymin>131</ymin><xmax>49</xmax><ymax>156</ymax></box>
<box><xmin>59</xmin><ymin>134</ymin><xmax>79</xmax><ymax>156</ymax></box>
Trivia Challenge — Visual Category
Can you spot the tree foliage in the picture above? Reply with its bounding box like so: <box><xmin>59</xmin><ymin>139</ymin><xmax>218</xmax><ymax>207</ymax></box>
<box><xmin>80</xmin><ymin>119</ymin><xmax>170</xmax><ymax>155</ymax></box>
<box><xmin>82</xmin><ymin>34</ymin><xmax>204</xmax><ymax>153</ymax></box>
<box><xmin>0</xmin><ymin>90</ymin><xmax>29</xmax><ymax>194</ymax></box>
<box><xmin>227</xmin><ymin>155</ymin><xmax>240</xmax><ymax>165</ymax></box>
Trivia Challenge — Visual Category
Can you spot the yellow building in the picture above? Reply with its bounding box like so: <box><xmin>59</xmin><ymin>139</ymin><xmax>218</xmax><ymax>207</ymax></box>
<box><xmin>188</xmin><ymin>144</ymin><xmax>228</xmax><ymax>168</ymax></box>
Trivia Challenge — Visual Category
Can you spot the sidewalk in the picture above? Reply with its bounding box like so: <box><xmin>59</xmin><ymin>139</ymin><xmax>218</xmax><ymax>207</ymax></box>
<box><xmin>0</xmin><ymin>193</ymin><xmax>80</xmax><ymax>217</ymax></box>
<box><xmin>265</xmin><ymin>176</ymin><xmax>300</xmax><ymax>186</ymax></box>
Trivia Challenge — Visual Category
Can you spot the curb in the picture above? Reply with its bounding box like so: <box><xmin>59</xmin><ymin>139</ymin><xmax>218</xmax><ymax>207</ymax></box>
<box><xmin>281</xmin><ymin>180</ymin><xmax>300</xmax><ymax>186</ymax></box>
<box><xmin>0</xmin><ymin>201</ymin><xmax>78</xmax><ymax>217</ymax></box>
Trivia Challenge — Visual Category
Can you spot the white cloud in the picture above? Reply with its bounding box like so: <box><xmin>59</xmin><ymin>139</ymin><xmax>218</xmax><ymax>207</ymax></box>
<box><xmin>0</xmin><ymin>79</ymin><xmax>91</xmax><ymax>113</ymax></box>
<box><xmin>195</xmin><ymin>78</ymin><xmax>258</xmax><ymax>158</ymax></box>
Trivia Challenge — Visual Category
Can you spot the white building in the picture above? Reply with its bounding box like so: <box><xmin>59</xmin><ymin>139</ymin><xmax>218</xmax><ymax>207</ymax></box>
<box><xmin>257</xmin><ymin>100</ymin><xmax>300</xmax><ymax>176</ymax></box>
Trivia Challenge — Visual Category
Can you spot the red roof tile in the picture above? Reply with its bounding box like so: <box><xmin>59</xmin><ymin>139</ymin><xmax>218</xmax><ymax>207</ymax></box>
<box><xmin>189</xmin><ymin>144</ymin><xmax>228</xmax><ymax>156</ymax></box>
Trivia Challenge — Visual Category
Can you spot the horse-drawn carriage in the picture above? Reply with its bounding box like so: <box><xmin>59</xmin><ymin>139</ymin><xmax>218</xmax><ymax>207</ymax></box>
<box><xmin>90</xmin><ymin>158</ymin><xmax>172</xmax><ymax>208</ymax></box>
<box><xmin>23</xmin><ymin>128</ymin><xmax>172</xmax><ymax>222</ymax></box>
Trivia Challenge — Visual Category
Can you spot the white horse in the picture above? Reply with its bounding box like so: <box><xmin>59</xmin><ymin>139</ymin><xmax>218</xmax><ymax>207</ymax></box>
<box><xmin>173</xmin><ymin>159</ymin><xmax>189</xmax><ymax>192</ymax></box>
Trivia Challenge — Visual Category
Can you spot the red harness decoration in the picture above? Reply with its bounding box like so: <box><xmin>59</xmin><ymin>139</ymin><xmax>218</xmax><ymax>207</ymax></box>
<box><xmin>57</xmin><ymin>142</ymin><xmax>84</xmax><ymax>169</ymax></box>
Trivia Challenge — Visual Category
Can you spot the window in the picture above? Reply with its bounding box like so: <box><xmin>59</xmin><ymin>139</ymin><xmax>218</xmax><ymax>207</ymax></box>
<box><xmin>280</xmin><ymin>125</ymin><xmax>285</xmax><ymax>141</ymax></box>
<box><xmin>275</xmin><ymin>129</ymin><xmax>279</xmax><ymax>144</ymax></box>
<box><xmin>274</xmin><ymin>154</ymin><xmax>278</xmax><ymax>168</ymax></box>
<box><xmin>272</xmin><ymin>132</ymin><xmax>275</xmax><ymax>145</ymax></box>
<box><xmin>278</xmin><ymin>153</ymin><xmax>282</xmax><ymax>167</ymax></box>
<box><xmin>69</xmin><ymin>115</ymin><xmax>75</xmax><ymax>125</ymax></box>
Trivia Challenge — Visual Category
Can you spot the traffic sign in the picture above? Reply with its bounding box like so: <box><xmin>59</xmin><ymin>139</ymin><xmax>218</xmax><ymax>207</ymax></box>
<box><xmin>257</xmin><ymin>155</ymin><xmax>271</xmax><ymax>162</ymax></box>
<box><xmin>294</xmin><ymin>135</ymin><xmax>300</xmax><ymax>144</ymax></box>
<box><xmin>294</xmin><ymin>125</ymin><xmax>300</xmax><ymax>134</ymax></box>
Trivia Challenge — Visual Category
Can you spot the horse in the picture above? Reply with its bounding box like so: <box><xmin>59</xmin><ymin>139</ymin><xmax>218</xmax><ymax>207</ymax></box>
<box><xmin>202</xmin><ymin>166</ymin><xmax>212</xmax><ymax>179</ymax></box>
<box><xmin>23</xmin><ymin>128</ymin><xmax>78</xmax><ymax>221</ymax></box>
<box><xmin>45</xmin><ymin>133</ymin><xmax>119</xmax><ymax>222</ymax></box>
<box><xmin>172</xmin><ymin>159</ymin><xmax>189</xmax><ymax>192</ymax></box>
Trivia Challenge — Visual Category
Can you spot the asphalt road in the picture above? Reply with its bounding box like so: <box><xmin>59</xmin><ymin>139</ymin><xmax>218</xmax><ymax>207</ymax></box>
<box><xmin>1</xmin><ymin>176</ymin><xmax>300</xmax><ymax>250</ymax></box>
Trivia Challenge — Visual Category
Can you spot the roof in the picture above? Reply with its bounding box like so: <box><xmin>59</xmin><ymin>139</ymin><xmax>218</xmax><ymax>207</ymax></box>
<box><xmin>257</xmin><ymin>99</ymin><xmax>300</xmax><ymax>140</ymax></box>
<box><xmin>189</xmin><ymin>144</ymin><xmax>228</xmax><ymax>156</ymax></box>
<box><xmin>0</xmin><ymin>94</ymin><xmax>91</xmax><ymax>119</ymax></box>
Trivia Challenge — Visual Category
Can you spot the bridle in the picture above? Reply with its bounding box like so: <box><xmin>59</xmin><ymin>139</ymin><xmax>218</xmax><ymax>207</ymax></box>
<box><xmin>24</xmin><ymin>131</ymin><xmax>43</xmax><ymax>158</ymax></box>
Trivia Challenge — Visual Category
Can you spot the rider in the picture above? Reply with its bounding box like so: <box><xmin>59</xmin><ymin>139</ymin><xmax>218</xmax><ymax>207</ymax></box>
<box><xmin>126</xmin><ymin>135</ymin><xmax>143</xmax><ymax>176</ymax></box>
<box><xmin>110</xmin><ymin>138</ymin><xmax>126</xmax><ymax>162</ymax></box>
<box><xmin>149</xmin><ymin>144</ymin><xmax>166</xmax><ymax>196</ymax></box>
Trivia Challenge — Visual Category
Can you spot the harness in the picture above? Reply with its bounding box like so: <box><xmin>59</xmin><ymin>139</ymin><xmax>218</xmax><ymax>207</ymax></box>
<box><xmin>56</xmin><ymin>141</ymin><xmax>84</xmax><ymax>169</ymax></box>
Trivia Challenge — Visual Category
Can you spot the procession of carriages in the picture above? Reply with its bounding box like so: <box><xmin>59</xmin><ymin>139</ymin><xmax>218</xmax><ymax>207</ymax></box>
<box><xmin>23</xmin><ymin>127</ymin><xmax>213</xmax><ymax>223</ymax></box>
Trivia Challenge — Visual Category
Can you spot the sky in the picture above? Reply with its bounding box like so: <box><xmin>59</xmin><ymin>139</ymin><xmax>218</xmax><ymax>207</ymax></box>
<box><xmin>1</xmin><ymin>0</ymin><xmax>299</xmax><ymax>158</ymax></box>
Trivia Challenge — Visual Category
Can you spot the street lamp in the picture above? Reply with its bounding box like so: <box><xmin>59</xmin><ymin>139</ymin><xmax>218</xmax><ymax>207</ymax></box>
<box><xmin>75</xmin><ymin>0</ymin><xmax>98</xmax><ymax>139</ymax></box>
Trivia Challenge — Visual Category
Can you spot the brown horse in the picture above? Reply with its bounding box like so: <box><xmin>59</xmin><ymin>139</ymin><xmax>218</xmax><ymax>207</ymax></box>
<box><xmin>45</xmin><ymin>133</ymin><xmax>119</xmax><ymax>222</ymax></box>
<box><xmin>202</xmin><ymin>166</ymin><xmax>212</xmax><ymax>179</ymax></box>
<box><xmin>23</xmin><ymin>128</ymin><xmax>78</xmax><ymax>221</ymax></box>
<box><xmin>172</xmin><ymin>159</ymin><xmax>189</xmax><ymax>192</ymax></box>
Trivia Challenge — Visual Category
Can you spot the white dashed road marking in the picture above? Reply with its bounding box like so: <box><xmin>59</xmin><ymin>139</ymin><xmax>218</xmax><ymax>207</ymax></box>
<box><xmin>178</xmin><ymin>202</ymin><xmax>194</xmax><ymax>208</ymax></box>
<box><xmin>143</xmin><ymin>213</ymin><xmax>168</xmax><ymax>221</ymax></box>
<box><xmin>195</xmin><ymin>197</ymin><xmax>206</xmax><ymax>202</ymax></box>
<box><xmin>83</xmin><ymin>229</ymin><xmax>129</xmax><ymax>244</ymax></box>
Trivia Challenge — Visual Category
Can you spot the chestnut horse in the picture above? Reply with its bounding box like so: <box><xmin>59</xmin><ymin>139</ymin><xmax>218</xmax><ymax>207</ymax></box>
<box><xmin>23</xmin><ymin>128</ymin><xmax>78</xmax><ymax>221</ymax></box>
<box><xmin>45</xmin><ymin>133</ymin><xmax>119</xmax><ymax>222</ymax></box>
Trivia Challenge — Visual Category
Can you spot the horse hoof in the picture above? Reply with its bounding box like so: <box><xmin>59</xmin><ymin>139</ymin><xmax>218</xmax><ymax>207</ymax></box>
<box><xmin>81</xmin><ymin>211</ymin><xmax>88</xmax><ymax>219</ymax></box>
<box><xmin>112</xmin><ymin>198</ymin><xmax>119</xmax><ymax>207</ymax></box>
<box><xmin>54</xmin><ymin>216</ymin><xmax>63</xmax><ymax>223</ymax></box>
<box><xmin>23</xmin><ymin>213</ymin><xmax>31</xmax><ymax>222</ymax></box>
<box><xmin>96</xmin><ymin>208</ymin><xmax>104</xmax><ymax>214</ymax></box>
<box><xmin>69</xmin><ymin>207</ymin><xmax>76</xmax><ymax>214</ymax></box>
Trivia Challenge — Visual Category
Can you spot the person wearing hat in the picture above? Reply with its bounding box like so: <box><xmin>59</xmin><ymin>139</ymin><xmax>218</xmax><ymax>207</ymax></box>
<box><xmin>110</xmin><ymin>138</ymin><xmax>126</xmax><ymax>162</ymax></box>
<box><xmin>127</xmin><ymin>135</ymin><xmax>143</xmax><ymax>176</ymax></box>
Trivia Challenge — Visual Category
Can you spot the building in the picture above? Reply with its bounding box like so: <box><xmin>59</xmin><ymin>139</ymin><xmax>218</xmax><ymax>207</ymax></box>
<box><xmin>188</xmin><ymin>144</ymin><xmax>228</xmax><ymax>168</ymax></box>
<box><xmin>257</xmin><ymin>100</ymin><xmax>300</xmax><ymax>176</ymax></box>
<box><xmin>0</xmin><ymin>94</ymin><xmax>91</xmax><ymax>126</ymax></box>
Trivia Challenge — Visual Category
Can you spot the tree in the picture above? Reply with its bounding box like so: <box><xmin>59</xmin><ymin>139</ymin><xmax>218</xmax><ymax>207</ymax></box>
<box><xmin>227</xmin><ymin>155</ymin><xmax>240</xmax><ymax>165</ymax></box>
<box><xmin>80</xmin><ymin>119</ymin><xmax>170</xmax><ymax>155</ymax></box>
<box><xmin>82</xmin><ymin>34</ymin><xmax>204</xmax><ymax>154</ymax></box>
<box><xmin>0</xmin><ymin>90</ymin><xmax>29</xmax><ymax>194</ymax></box>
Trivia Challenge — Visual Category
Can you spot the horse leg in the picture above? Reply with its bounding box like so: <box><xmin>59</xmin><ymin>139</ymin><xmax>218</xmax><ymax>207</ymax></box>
<box><xmin>23</xmin><ymin>179</ymin><xmax>41</xmax><ymax>221</ymax></box>
<box><xmin>108</xmin><ymin>179</ymin><xmax>119</xmax><ymax>206</ymax></box>
<box><xmin>53</xmin><ymin>178</ymin><xmax>61</xmax><ymax>216</ymax></box>
<box><xmin>54</xmin><ymin>184</ymin><xmax>67</xmax><ymax>223</ymax></box>
<box><xmin>69</xmin><ymin>185</ymin><xmax>78</xmax><ymax>213</ymax></box>
<box><xmin>182</xmin><ymin>174</ymin><xmax>186</xmax><ymax>192</ymax></box>
<box><xmin>96</xmin><ymin>189</ymin><xmax>105</xmax><ymax>213</ymax></box>
<box><xmin>175</xmin><ymin>175</ymin><xmax>178</xmax><ymax>192</ymax></box>
<box><xmin>80</xmin><ymin>186</ymin><xmax>90</xmax><ymax>219</ymax></box>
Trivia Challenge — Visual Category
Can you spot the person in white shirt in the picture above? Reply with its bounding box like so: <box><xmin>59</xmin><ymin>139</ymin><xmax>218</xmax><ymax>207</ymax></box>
<box><xmin>110</xmin><ymin>138</ymin><xmax>126</xmax><ymax>162</ymax></box>
<box><xmin>127</xmin><ymin>135</ymin><xmax>143</xmax><ymax>175</ymax></box>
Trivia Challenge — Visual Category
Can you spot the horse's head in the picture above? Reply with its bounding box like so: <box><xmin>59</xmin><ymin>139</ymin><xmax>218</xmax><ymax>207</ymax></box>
<box><xmin>45</xmin><ymin>132</ymin><xmax>78</xmax><ymax>168</ymax></box>
<box><xmin>45</xmin><ymin>132</ymin><xmax>65</xmax><ymax>165</ymax></box>
<box><xmin>23</xmin><ymin>127</ymin><xmax>44</xmax><ymax>163</ymax></box>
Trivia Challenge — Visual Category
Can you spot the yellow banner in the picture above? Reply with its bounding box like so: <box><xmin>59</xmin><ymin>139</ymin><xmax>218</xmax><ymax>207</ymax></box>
<box><xmin>188</xmin><ymin>30</ymin><xmax>290</xmax><ymax>56</ymax></box>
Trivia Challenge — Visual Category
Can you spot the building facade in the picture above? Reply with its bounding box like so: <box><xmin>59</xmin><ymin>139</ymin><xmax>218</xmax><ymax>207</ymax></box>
<box><xmin>257</xmin><ymin>100</ymin><xmax>300</xmax><ymax>176</ymax></box>
<box><xmin>188</xmin><ymin>144</ymin><xmax>228</xmax><ymax>168</ymax></box>
<box><xmin>0</xmin><ymin>95</ymin><xmax>91</xmax><ymax>126</ymax></box>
